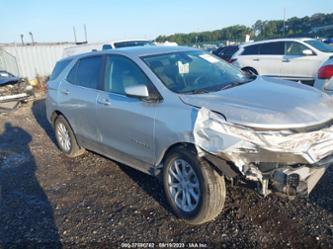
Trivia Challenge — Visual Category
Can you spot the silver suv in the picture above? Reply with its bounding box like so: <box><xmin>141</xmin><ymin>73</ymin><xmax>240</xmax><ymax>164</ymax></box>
<box><xmin>47</xmin><ymin>46</ymin><xmax>333</xmax><ymax>224</ymax></box>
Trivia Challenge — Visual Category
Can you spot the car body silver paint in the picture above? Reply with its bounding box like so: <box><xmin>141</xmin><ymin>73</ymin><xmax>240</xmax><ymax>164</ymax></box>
<box><xmin>46</xmin><ymin>46</ymin><xmax>333</xmax><ymax>181</ymax></box>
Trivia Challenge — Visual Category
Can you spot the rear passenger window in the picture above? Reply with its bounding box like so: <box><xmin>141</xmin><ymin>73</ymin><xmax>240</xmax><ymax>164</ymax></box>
<box><xmin>104</xmin><ymin>55</ymin><xmax>151</xmax><ymax>95</ymax></box>
<box><xmin>50</xmin><ymin>59</ymin><xmax>72</xmax><ymax>80</ymax></box>
<box><xmin>242</xmin><ymin>44</ymin><xmax>260</xmax><ymax>55</ymax></box>
<box><xmin>66</xmin><ymin>56</ymin><xmax>102</xmax><ymax>89</ymax></box>
<box><xmin>260</xmin><ymin>42</ymin><xmax>284</xmax><ymax>55</ymax></box>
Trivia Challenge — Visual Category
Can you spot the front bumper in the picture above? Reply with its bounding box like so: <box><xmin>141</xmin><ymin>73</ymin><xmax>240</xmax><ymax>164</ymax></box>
<box><xmin>205</xmin><ymin>152</ymin><xmax>332</xmax><ymax>197</ymax></box>
<box><xmin>195</xmin><ymin>107</ymin><xmax>333</xmax><ymax>197</ymax></box>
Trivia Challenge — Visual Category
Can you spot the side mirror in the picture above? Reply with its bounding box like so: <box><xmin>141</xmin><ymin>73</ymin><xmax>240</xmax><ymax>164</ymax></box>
<box><xmin>302</xmin><ymin>49</ymin><xmax>313</xmax><ymax>56</ymax></box>
<box><xmin>125</xmin><ymin>85</ymin><xmax>149</xmax><ymax>99</ymax></box>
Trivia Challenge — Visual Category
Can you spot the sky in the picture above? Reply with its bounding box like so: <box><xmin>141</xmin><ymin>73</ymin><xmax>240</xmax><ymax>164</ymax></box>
<box><xmin>1</xmin><ymin>0</ymin><xmax>333</xmax><ymax>43</ymax></box>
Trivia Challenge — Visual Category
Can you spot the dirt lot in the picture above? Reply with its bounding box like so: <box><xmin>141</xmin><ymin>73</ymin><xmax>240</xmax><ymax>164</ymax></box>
<box><xmin>0</xmin><ymin>99</ymin><xmax>333</xmax><ymax>248</ymax></box>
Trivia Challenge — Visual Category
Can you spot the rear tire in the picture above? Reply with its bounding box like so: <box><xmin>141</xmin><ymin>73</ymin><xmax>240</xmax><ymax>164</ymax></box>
<box><xmin>163</xmin><ymin>146</ymin><xmax>226</xmax><ymax>225</ymax></box>
<box><xmin>54</xmin><ymin>115</ymin><xmax>85</xmax><ymax>158</ymax></box>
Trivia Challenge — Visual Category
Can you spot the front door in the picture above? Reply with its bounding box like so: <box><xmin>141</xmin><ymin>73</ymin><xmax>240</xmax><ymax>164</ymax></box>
<box><xmin>282</xmin><ymin>41</ymin><xmax>321</xmax><ymax>80</ymax></box>
<box><xmin>95</xmin><ymin>54</ymin><xmax>157</xmax><ymax>170</ymax></box>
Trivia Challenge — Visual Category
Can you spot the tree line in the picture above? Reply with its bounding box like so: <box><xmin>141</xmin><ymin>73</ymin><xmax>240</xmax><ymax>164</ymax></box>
<box><xmin>155</xmin><ymin>13</ymin><xmax>333</xmax><ymax>45</ymax></box>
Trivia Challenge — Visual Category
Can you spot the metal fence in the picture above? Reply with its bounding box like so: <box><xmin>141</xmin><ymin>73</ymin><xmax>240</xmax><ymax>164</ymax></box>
<box><xmin>0</xmin><ymin>49</ymin><xmax>19</xmax><ymax>76</ymax></box>
<box><xmin>0</xmin><ymin>43</ymin><xmax>74</xmax><ymax>79</ymax></box>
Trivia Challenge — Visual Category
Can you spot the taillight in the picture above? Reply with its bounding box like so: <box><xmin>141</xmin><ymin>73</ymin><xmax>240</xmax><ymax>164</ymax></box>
<box><xmin>229</xmin><ymin>58</ymin><xmax>237</xmax><ymax>63</ymax></box>
<box><xmin>318</xmin><ymin>65</ymin><xmax>333</xmax><ymax>79</ymax></box>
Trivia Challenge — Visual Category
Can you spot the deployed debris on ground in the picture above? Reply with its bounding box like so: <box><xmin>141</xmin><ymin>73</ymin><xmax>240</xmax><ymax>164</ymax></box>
<box><xmin>0</xmin><ymin>71</ymin><xmax>34</xmax><ymax>112</ymax></box>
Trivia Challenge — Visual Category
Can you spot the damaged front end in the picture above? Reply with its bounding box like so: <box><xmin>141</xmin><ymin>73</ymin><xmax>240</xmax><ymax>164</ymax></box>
<box><xmin>194</xmin><ymin>107</ymin><xmax>333</xmax><ymax>198</ymax></box>
<box><xmin>0</xmin><ymin>71</ymin><xmax>34</xmax><ymax>112</ymax></box>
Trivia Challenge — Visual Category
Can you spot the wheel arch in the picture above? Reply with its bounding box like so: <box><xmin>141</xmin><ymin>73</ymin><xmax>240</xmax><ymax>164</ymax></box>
<box><xmin>52</xmin><ymin>110</ymin><xmax>83</xmax><ymax>150</ymax></box>
<box><xmin>158</xmin><ymin>142</ymin><xmax>196</xmax><ymax>166</ymax></box>
<box><xmin>157</xmin><ymin>142</ymin><xmax>238</xmax><ymax>179</ymax></box>
<box><xmin>241</xmin><ymin>66</ymin><xmax>258</xmax><ymax>75</ymax></box>
<box><xmin>50</xmin><ymin>110</ymin><xmax>63</xmax><ymax>127</ymax></box>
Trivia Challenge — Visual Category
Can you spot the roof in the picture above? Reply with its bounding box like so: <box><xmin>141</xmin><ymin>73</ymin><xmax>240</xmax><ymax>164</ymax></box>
<box><xmin>59</xmin><ymin>46</ymin><xmax>197</xmax><ymax>62</ymax></box>
<box><xmin>115</xmin><ymin>46</ymin><xmax>195</xmax><ymax>57</ymax></box>
<box><xmin>241</xmin><ymin>37</ymin><xmax>315</xmax><ymax>47</ymax></box>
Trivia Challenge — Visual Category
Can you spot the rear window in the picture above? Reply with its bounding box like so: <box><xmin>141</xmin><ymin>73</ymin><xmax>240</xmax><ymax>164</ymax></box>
<box><xmin>242</xmin><ymin>44</ymin><xmax>260</xmax><ymax>55</ymax></box>
<box><xmin>212</xmin><ymin>47</ymin><xmax>225</xmax><ymax>56</ymax></box>
<box><xmin>50</xmin><ymin>59</ymin><xmax>72</xmax><ymax>80</ymax></box>
<box><xmin>221</xmin><ymin>46</ymin><xmax>239</xmax><ymax>59</ymax></box>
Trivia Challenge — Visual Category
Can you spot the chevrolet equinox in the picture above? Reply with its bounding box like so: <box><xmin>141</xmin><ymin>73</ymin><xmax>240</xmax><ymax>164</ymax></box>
<box><xmin>47</xmin><ymin>46</ymin><xmax>333</xmax><ymax>224</ymax></box>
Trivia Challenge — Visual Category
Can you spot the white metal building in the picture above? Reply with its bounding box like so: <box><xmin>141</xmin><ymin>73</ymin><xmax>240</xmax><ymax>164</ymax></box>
<box><xmin>0</xmin><ymin>43</ymin><xmax>74</xmax><ymax>79</ymax></box>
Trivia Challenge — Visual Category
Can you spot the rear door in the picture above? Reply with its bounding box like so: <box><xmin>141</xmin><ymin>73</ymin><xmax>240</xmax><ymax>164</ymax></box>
<box><xmin>58</xmin><ymin>55</ymin><xmax>103</xmax><ymax>148</ymax></box>
<box><xmin>256</xmin><ymin>42</ymin><xmax>284</xmax><ymax>76</ymax></box>
<box><xmin>95</xmin><ymin>54</ymin><xmax>157</xmax><ymax>170</ymax></box>
<box><xmin>282</xmin><ymin>41</ymin><xmax>321</xmax><ymax>80</ymax></box>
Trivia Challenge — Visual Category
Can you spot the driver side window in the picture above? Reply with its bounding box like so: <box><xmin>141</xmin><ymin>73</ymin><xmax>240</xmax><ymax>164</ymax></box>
<box><xmin>104</xmin><ymin>55</ymin><xmax>151</xmax><ymax>95</ymax></box>
<box><xmin>285</xmin><ymin>42</ymin><xmax>311</xmax><ymax>56</ymax></box>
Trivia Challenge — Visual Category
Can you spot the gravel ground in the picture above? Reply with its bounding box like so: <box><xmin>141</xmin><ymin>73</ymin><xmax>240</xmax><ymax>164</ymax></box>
<box><xmin>0</xmin><ymin>98</ymin><xmax>333</xmax><ymax>248</ymax></box>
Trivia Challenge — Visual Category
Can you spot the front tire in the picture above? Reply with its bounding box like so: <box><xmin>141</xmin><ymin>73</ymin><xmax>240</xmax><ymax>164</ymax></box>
<box><xmin>163</xmin><ymin>147</ymin><xmax>226</xmax><ymax>225</ymax></box>
<box><xmin>54</xmin><ymin>115</ymin><xmax>85</xmax><ymax>158</ymax></box>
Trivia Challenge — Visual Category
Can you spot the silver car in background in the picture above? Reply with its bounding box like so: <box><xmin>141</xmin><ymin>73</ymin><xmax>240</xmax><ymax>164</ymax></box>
<box><xmin>46</xmin><ymin>46</ymin><xmax>333</xmax><ymax>224</ymax></box>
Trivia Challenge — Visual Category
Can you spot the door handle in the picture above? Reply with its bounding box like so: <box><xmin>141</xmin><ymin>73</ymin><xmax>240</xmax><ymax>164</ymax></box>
<box><xmin>282</xmin><ymin>59</ymin><xmax>290</xmax><ymax>62</ymax></box>
<box><xmin>253</xmin><ymin>58</ymin><xmax>260</xmax><ymax>61</ymax></box>
<box><xmin>60</xmin><ymin>89</ymin><xmax>70</xmax><ymax>95</ymax></box>
<box><xmin>97</xmin><ymin>98</ymin><xmax>111</xmax><ymax>106</ymax></box>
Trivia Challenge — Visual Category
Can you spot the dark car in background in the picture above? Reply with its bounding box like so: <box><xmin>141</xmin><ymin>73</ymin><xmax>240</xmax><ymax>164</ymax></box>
<box><xmin>213</xmin><ymin>45</ymin><xmax>239</xmax><ymax>62</ymax></box>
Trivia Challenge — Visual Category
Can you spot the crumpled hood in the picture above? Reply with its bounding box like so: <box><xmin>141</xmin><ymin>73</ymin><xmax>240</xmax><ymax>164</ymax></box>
<box><xmin>180</xmin><ymin>76</ymin><xmax>333</xmax><ymax>129</ymax></box>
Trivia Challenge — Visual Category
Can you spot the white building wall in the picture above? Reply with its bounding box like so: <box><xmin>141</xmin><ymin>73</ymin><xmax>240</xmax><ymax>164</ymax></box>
<box><xmin>1</xmin><ymin>44</ymin><xmax>74</xmax><ymax>79</ymax></box>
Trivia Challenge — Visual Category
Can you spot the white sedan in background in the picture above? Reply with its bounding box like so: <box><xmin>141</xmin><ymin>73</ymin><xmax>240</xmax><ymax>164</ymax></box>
<box><xmin>314</xmin><ymin>57</ymin><xmax>333</xmax><ymax>95</ymax></box>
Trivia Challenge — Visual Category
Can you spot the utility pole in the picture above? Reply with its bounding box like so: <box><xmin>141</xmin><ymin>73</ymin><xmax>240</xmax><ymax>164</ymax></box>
<box><xmin>20</xmin><ymin>34</ymin><xmax>24</xmax><ymax>45</ymax></box>
<box><xmin>73</xmin><ymin>26</ymin><xmax>77</xmax><ymax>44</ymax></box>
<box><xmin>29</xmin><ymin>32</ymin><xmax>35</xmax><ymax>45</ymax></box>
<box><xmin>84</xmin><ymin>24</ymin><xmax>88</xmax><ymax>43</ymax></box>
<box><xmin>283</xmin><ymin>8</ymin><xmax>286</xmax><ymax>37</ymax></box>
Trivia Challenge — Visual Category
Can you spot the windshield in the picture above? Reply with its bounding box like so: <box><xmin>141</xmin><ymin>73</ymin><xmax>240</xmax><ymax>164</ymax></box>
<box><xmin>142</xmin><ymin>50</ymin><xmax>254</xmax><ymax>94</ymax></box>
<box><xmin>305</xmin><ymin>39</ymin><xmax>333</xmax><ymax>53</ymax></box>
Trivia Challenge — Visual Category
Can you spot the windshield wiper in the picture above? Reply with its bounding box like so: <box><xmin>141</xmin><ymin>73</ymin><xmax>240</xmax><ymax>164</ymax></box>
<box><xmin>219</xmin><ymin>82</ymin><xmax>245</xmax><ymax>90</ymax></box>
<box><xmin>183</xmin><ymin>88</ymin><xmax>210</xmax><ymax>94</ymax></box>
<box><xmin>220</xmin><ymin>77</ymin><xmax>256</xmax><ymax>91</ymax></box>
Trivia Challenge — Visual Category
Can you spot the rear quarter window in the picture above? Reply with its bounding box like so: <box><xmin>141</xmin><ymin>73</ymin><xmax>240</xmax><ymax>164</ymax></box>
<box><xmin>50</xmin><ymin>59</ymin><xmax>72</xmax><ymax>80</ymax></box>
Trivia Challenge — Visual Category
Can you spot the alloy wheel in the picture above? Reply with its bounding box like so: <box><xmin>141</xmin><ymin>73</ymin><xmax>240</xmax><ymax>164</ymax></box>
<box><xmin>56</xmin><ymin>122</ymin><xmax>71</xmax><ymax>152</ymax></box>
<box><xmin>167</xmin><ymin>159</ymin><xmax>200</xmax><ymax>212</ymax></box>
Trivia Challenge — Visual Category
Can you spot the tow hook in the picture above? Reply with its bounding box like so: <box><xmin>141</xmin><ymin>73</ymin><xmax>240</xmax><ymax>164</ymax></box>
<box><xmin>284</xmin><ymin>173</ymin><xmax>300</xmax><ymax>197</ymax></box>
